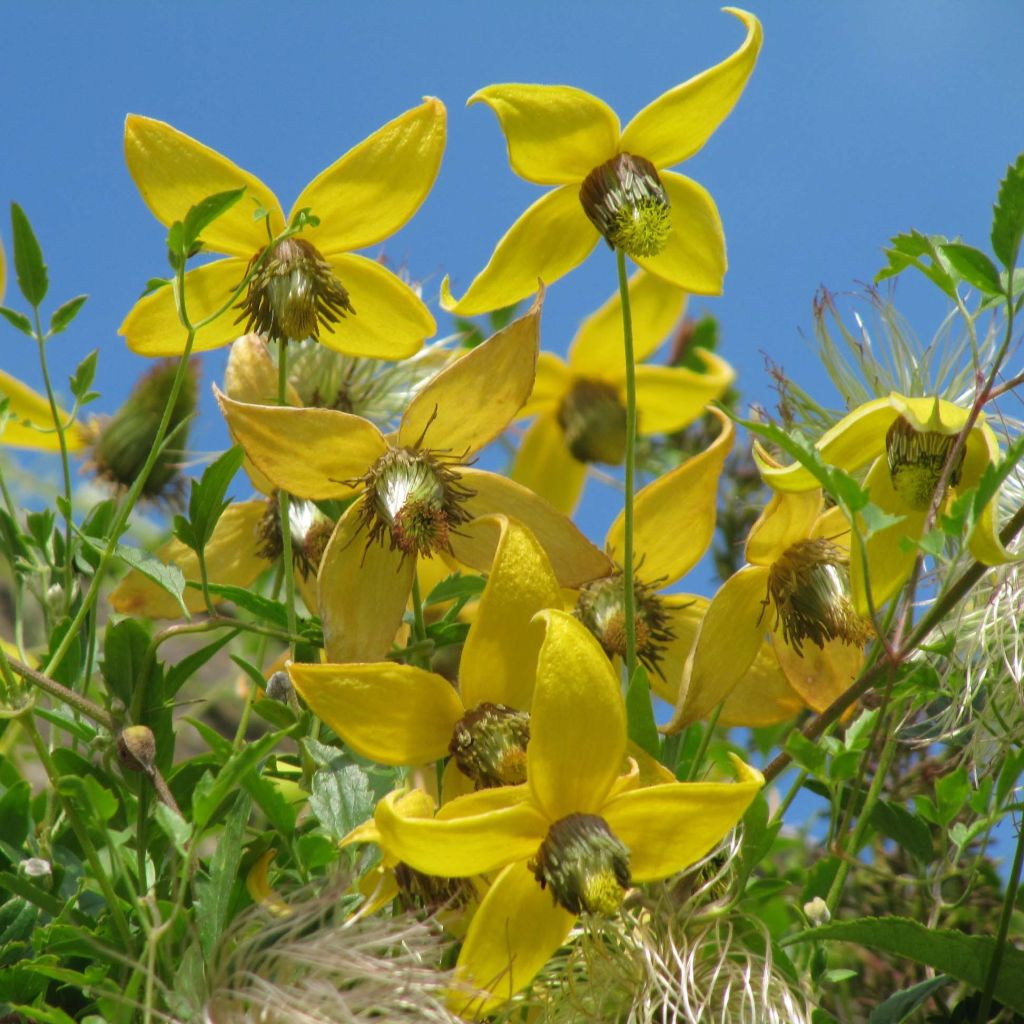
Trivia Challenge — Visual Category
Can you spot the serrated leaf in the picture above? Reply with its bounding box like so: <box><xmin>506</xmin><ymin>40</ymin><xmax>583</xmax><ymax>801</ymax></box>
<box><xmin>0</xmin><ymin>306</ymin><xmax>33</xmax><ymax>335</ymax></box>
<box><xmin>112</xmin><ymin>543</ymin><xmax>188</xmax><ymax>618</ymax></box>
<box><xmin>875</xmin><ymin>230</ymin><xmax>956</xmax><ymax>297</ymax></box>
<box><xmin>870</xmin><ymin>800</ymin><xmax>935</xmax><ymax>863</ymax></box>
<box><xmin>625</xmin><ymin>664</ymin><xmax>659</xmax><ymax>758</ymax></box>
<box><xmin>10</xmin><ymin>203</ymin><xmax>47</xmax><ymax>306</ymax></box>
<box><xmin>49</xmin><ymin>294</ymin><xmax>88</xmax><ymax>335</ymax></box>
<box><xmin>787</xmin><ymin>917</ymin><xmax>1024</xmax><ymax>1014</ymax></box>
<box><xmin>868</xmin><ymin>973</ymin><xmax>952</xmax><ymax>1024</ymax></box>
<box><xmin>68</xmin><ymin>349</ymin><xmax>98</xmax><ymax>400</ymax></box>
<box><xmin>308</xmin><ymin>756</ymin><xmax>374</xmax><ymax>841</ymax></box>
<box><xmin>940</xmin><ymin>243</ymin><xmax>1004</xmax><ymax>295</ymax></box>
<box><xmin>182</xmin><ymin>188</ymin><xmax>246</xmax><ymax>252</ymax></box>
<box><xmin>992</xmin><ymin>153</ymin><xmax>1024</xmax><ymax>270</ymax></box>
<box><xmin>197</xmin><ymin>792</ymin><xmax>250</xmax><ymax>959</ymax></box>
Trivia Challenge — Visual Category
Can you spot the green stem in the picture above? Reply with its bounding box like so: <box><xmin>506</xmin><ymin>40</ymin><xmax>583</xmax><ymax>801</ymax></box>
<box><xmin>685</xmin><ymin>701</ymin><xmax>724</xmax><ymax>781</ymax></box>
<box><xmin>233</xmin><ymin>563</ymin><xmax>284</xmax><ymax>749</ymax></box>
<box><xmin>825</xmin><ymin>726</ymin><xmax>899</xmax><ymax>916</ymax></box>
<box><xmin>615</xmin><ymin>248</ymin><xmax>638</xmax><ymax>682</ymax></box>
<box><xmin>410</xmin><ymin>571</ymin><xmax>430</xmax><ymax>670</ymax></box>
<box><xmin>975</xmin><ymin>813</ymin><xmax>1024</xmax><ymax>1024</ymax></box>
<box><xmin>32</xmin><ymin>311</ymin><xmax>75</xmax><ymax>616</ymax></box>
<box><xmin>277</xmin><ymin>341</ymin><xmax>298</xmax><ymax>661</ymax></box>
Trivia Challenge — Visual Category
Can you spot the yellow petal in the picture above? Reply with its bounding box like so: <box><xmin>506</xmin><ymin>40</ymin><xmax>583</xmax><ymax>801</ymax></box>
<box><xmin>288</xmin><ymin>661</ymin><xmax>463</xmax><ymax>765</ymax></box>
<box><xmin>619</xmin><ymin>8</ymin><xmax>763</xmax><ymax>168</ymax></box>
<box><xmin>460</xmin><ymin>515</ymin><xmax>563</xmax><ymax>711</ymax></box>
<box><xmin>718</xmin><ymin>640</ymin><xmax>807</xmax><ymax>726</ymax></box>
<box><xmin>223</xmin><ymin>333</ymin><xmax>301</xmax><ymax>406</ymax></box>
<box><xmin>811</xmin><ymin>504</ymin><xmax>852</xmax><ymax>550</ymax></box>
<box><xmin>669</xmin><ymin>565</ymin><xmax>768</xmax><ymax>729</ymax></box>
<box><xmin>453</xmin><ymin>469</ymin><xmax>612</xmax><ymax>587</ymax></box>
<box><xmin>289</xmin><ymin>98</ymin><xmax>446</xmax><ymax>254</ymax></box>
<box><xmin>634</xmin><ymin>172</ymin><xmax>725</xmax><ymax>295</ymax></box>
<box><xmin>607</xmin><ymin>407</ymin><xmax>733</xmax><ymax>584</ymax></box>
<box><xmin>215</xmin><ymin>386</ymin><xmax>386</xmax><ymax>500</ymax></box>
<box><xmin>517</xmin><ymin>351</ymin><xmax>571</xmax><ymax>420</ymax></box>
<box><xmin>0</xmin><ymin>371</ymin><xmax>88</xmax><ymax>452</ymax></box>
<box><xmin>528</xmin><ymin>610</ymin><xmax>626</xmax><ymax>820</ymax></box>
<box><xmin>634</xmin><ymin>350</ymin><xmax>735</xmax><ymax>434</ymax></box>
<box><xmin>745</xmin><ymin>489</ymin><xmax>822</xmax><ymax>566</ymax></box>
<box><xmin>399</xmin><ymin>291</ymin><xmax>541</xmax><ymax>455</ymax></box>
<box><xmin>440</xmin><ymin>186</ymin><xmax>598</xmax><ymax>316</ymax></box>
<box><xmin>889</xmin><ymin>393</ymin><xmax>971</xmax><ymax>435</ymax></box>
<box><xmin>124</xmin><ymin>114</ymin><xmax>284</xmax><ymax>256</ymax></box>
<box><xmin>374</xmin><ymin>789</ymin><xmax>546</xmax><ymax>877</ymax></box>
<box><xmin>469</xmin><ymin>84</ymin><xmax>619</xmax><ymax>186</ymax></box>
<box><xmin>317</xmin><ymin>501</ymin><xmax>415</xmax><ymax>662</ymax></box>
<box><xmin>568</xmin><ymin>269</ymin><xmax>687</xmax><ymax>377</ymax></box>
<box><xmin>756</xmin><ymin>396</ymin><xmax>897</xmax><ymax>491</ymax></box>
<box><xmin>450</xmin><ymin>861</ymin><xmax>576</xmax><ymax>1018</ymax></box>
<box><xmin>510</xmin><ymin>414</ymin><xmax>588</xmax><ymax>516</ymax></box>
<box><xmin>650</xmin><ymin>594</ymin><xmax>707</xmax><ymax>705</ymax></box>
<box><xmin>964</xmin><ymin>422</ymin><xmax>1012</xmax><ymax>566</ymax></box>
<box><xmin>119</xmin><ymin>259</ymin><xmax>248</xmax><ymax>356</ymax></box>
<box><xmin>436</xmin><ymin>783</ymin><xmax>532</xmax><ymax>820</ymax></box>
<box><xmin>245</xmin><ymin>849</ymin><xmax>291</xmax><ymax>917</ymax></box>
<box><xmin>772</xmin><ymin>631</ymin><xmax>862</xmax><ymax>714</ymax></box>
<box><xmin>627</xmin><ymin>743</ymin><xmax>678</xmax><ymax>786</ymax></box>
<box><xmin>108</xmin><ymin>500</ymin><xmax>269</xmax><ymax>619</ymax></box>
<box><xmin>602</xmin><ymin>762</ymin><xmax>762</xmax><ymax>882</ymax></box>
<box><xmin>322</xmin><ymin>253</ymin><xmax>434</xmax><ymax>359</ymax></box>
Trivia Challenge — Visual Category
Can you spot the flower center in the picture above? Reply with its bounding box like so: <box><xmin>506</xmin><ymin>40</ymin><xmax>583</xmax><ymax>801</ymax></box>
<box><xmin>574</xmin><ymin>570</ymin><xmax>675</xmax><ymax>676</ymax></box>
<box><xmin>235</xmin><ymin>237</ymin><xmax>355</xmax><ymax>344</ymax></box>
<box><xmin>530</xmin><ymin>813</ymin><xmax>631</xmax><ymax>916</ymax></box>
<box><xmin>885</xmin><ymin>415</ymin><xmax>965</xmax><ymax>511</ymax></box>
<box><xmin>357</xmin><ymin>447</ymin><xmax>474</xmax><ymax>559</ymax></box>
<box><xmin>764</xmin><ymin>538</ymin><xmax>873</xmax><ymax>654</ymax></box>
<box><xmin>556</xmin><ymin>378</ymin><xmax>628</xmax><ymax>465</ymax></box>
<box><xmin>449</xmin><ymin>702</ymin><xmax>531</xmax><ymax>789</ymax></box>
<box><xmin>257</xmin><ymin>494</ymin><xmax>333</xmax><ymax>579</ymax></box>
<box><xmin>579</xmin><ymin>153</ymin><xmax>672</xmax><ymax>259</ymax></box>
<box><xmin>392</xmin><ymin>863</ymin><xmax>475</xmax><ymax>914</ymax></box>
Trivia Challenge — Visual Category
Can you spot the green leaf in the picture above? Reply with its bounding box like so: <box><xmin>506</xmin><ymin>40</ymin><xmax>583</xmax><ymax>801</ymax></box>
<box><xmin>306</xmin><ymin>741</ymin><xmax>374</xmax><ymax>840</ymax></box>
<box><xmin>625</xmin><ymin>664</ymin><xmax>659</xmax><ymax>758</ymax></box>
<box><xmin>868</xmin><ymin>974</ymin><xmax>952</xmax><ymax>1023</ymax></box>
<box><xmin>9</xmin><ymin>203</ymin><xmax>48</xmax><ymax>306</ymax></box>
<box><xmin>182</xmin><ymin>188</ymin><xmax>246</xmax><ymax>253</ymax></box>
<box><xmin>195</xmin><ymin>582</ymin><xmax>290</xmax><ymax>629</ymax></box>
<box><xmin>68</xmin><ymin>349</ymin><xmax>98</xmax><ymax>401</ymax></box>
<box><xmin>0</xmin><ymin>781</ymin><xmax>30</xmax><ymax>853</ymax></box>
<box><xmin>424</xmin><ymin>572</ymin><xmax>486</xmax><ymax>606</ymax></box>
<box><xmin>197</xmin><ymin>792</ymin><xmax>251</xmax><ymax>959</ymax></box>
<box><xmin>940</xmin><ymin>243</ymin><xmax>1004</xmax><ymax>295</ymax></box>
<box><xmin>49</xmin><ymin>294</ymin><xmax>88</xmax><ymax>335</ymax></box>
<box><xmin>934</xmin><ymin>766</ymin><xmax>970</xmax><ymax>827</ymax></box>
<box><xmin>786</xmin><ymin>917</ymin><xmax>1024</xmax><ymax>1014</ymax></box>
<box><xmin>992</xmin><ymin>153</ymin><xmax>1024</xmax><ymax>271</ymax></box>
<box><xmin>101</xmin><ymin>617</ymin><xmax>152</xmax><ymax>709</ymax></box>
<box><xmin>0</xmin><ymin>306</ymin><xmax>33</xmax><ymax>336</ymax></box>
<box><xmin>869</xmin><ymin>800</ymin><xmax>935</xmax><ymax>863</ymax></box>
<box><xmin>243</xmin><ymin>772</ymin><xmax>297</xmax><ymax>835</ymax></box>
<box><xmin>875</xmin><ymin>230</ymin><xmax>956</xmax><ymax>297</ymax></box>
<box><xmin>164</xmin><ymin>629</ymin><xmax>238</xmax><ymax>699</ymax></box>
<box><xmin>176</xmin><ymin>446</ymin><xmax>245</xmax><ymax>554</ymax></box>
<box><xmin>154</xmin><ymin>802</ymin><xmax>191</xmax><ymax>855</ymax></box>
<box><xmin>785</xmin><ymin>731</ymin><xmax>827</xmax><ymax>777</ymax></box>
<box><xmin>112</xmin><ymin>544</ymin><xmax>188</xmax><ymax>618</ymax></box>
<box><xmin>737</xmin><ymin>792</ymin><xmax>780</xmax><ymax>889</ymax></box>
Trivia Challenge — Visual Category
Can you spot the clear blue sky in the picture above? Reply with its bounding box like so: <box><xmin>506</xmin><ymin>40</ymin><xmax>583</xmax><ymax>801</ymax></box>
<box><xmin>2</xmin><ymin>1</ymin><xmax>1023</xmax><ymax>547</ymax></box>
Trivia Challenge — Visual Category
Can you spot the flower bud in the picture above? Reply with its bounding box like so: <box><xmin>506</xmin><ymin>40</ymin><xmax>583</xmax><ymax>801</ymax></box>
<box><xmin>117</xmin><ymin>724</ymin><xmax>157</xmax><ymax>773</ymax></box>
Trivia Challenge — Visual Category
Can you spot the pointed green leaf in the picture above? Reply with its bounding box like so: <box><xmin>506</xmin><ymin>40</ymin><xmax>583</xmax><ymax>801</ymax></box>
<box><xmin>940</xmin><ymin>243</ymin><xmax>1003</xmax><ymax>296</ymax></box>
<box><xmin>992</xmin><ymin>153</ymin><xmax>1024</xmax><ymax>270</ymax></box>
<box><xmin>9</xmin><ymin>203</ymin><xmax>47</xmax><ymax>306</ymax></box>
<box><xmin>49</xmin><ymin>294</ymin><xmax>88</xmax><ymax>335</ymax></box>
<box><xmin>625</xmin><ymin>664</ymin><xmax>659</xmax><ymax>758</ymax></box>
<box><xmin>0</xmin><ymin>306</ymin><xmax>33</xmax><ymax>335</ymax></box>
<box><xmin>182</xmin><ymin>187</ymin><xmax>246</xmax><ymax>252</ymax></box>
<box><xmin>68</xmin><ymin>349</ymin><xmax>98</xmax><ymax>401</ymax></box>
<box><xmin>868</xmin><ymin>974</ymin><xmax>952</xmax><ymax>1024</ymax></box>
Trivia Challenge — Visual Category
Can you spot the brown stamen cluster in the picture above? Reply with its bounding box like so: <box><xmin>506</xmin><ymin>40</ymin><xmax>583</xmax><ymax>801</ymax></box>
<box><xmin>393</xmin><ymin>863</ymin><xmax>475</xmax><ymax>914</ymax></box>
<box><xmin>557</xmin><ymin>378</ymin><xmax>628</xmax><ymax>465</ymax></box>
<box><xmin>448</xmin><ymin>702</ymin><xmax>531</xmax><ymax>789</ymax></box>
<box><xmin>235</xmin><ymin>237</ymin><xmax>355</xmax><ymax>344</ymax></box>
<box><xmin>579</xmin><ymin>152</ymin><xmax>672</xmax><ymax>258</ymax></box>
<box><xmin>764</xmin><ymin>538</ymin><xmax>873</xmax><ymax>654</ymax></box>
<box><xmin>885</xmin><ymin>415</ymin><xmax>965</xmax><ymax>511</ymax></box>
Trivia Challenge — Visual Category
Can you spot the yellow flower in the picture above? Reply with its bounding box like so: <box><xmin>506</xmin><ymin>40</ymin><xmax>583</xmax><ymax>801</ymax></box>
<box><xmin>288</xmin><ymin>515</ymin><xmax>561</xmax><ymax>790</ymax></box>
<box><xmin>120</xmin><ymin>99</ymin><xmax>446</xmax><ymax>357</ymax></box>
<box><xmin>572</xmin><ymin>407</ymin><xmax>733</xmax><ymax>697</ymax></box>
<box><xmin>0</xmin><ymin>237</ymin><xmax>89</xmax><ymax>453</ymax></box>
<box><xmin>217</xmin><ymin>297</ymin><xmax>611</xmax><ymax>662</ymax></box>
<box><xmin>513</xmin><ymin>269</ymin><xmax>734</xmax><ymax>513</ymax></box>
<box><xmin>374</xmin><ymin>610</ymin><xmax>762</xmax><ymax>1016</ymax></box>
<box><xmin>669</xmin><ymin>487</ymin><xmax>870</xmax><ymax>730</ymax></box>
<box><xmin>755</xmin><ymin>393</ymin><xmax>1011</xmax><ymax>613</ymax></box>
<box><xmin>440</xmin><ymin>8</ymin><xmax>761</xmax><ymax>315</ymax></box>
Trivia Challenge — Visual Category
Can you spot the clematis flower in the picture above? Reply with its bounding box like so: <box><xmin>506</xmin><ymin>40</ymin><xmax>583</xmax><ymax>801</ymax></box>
<box><xmin>288</xmin><ymin>515</ymin><xmax>561</xmax><ymax>791</ymax></box>
<box><xmin>669</xmin><ymin>485</ymin><xmax>871</xmax><ymax>730</ymax></box>
<box><xmin>374</xmin><ymin>609</ymin><xmax>763</xmax><ymax>1016</ymax></box>
<box><xmin>755</xmin><ymin>393</ymin><xmax>1011</xmax><ymax>613</ymax></box>
<box><xmin>217</xmin><ymin>296</ymin><xmax>611</xmax><ymax>662</ymax></box>
<box><xmin>572</xmin><ymin>407</ymin><xmax>733</xmax><ymax>696</ymax></box>
<box><xmin>120</xmin><ymin>99</ymin><xmax>445</xmax><ymax>357</ymax></box>
<box><xmin>513</xmin><ymin>269</ymin><xmax>733</xmax><ymax>513</ymax></box>
<box><xmin>440</xmin><ymin>8</ymin><xmax>761</xmax><ymax>315</ymax></box>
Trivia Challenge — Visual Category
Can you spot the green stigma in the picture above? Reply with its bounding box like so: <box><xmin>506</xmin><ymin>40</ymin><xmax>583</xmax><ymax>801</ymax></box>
<box><xmin>449</xmin><ymin>702</ymin><xmax>531</xmax><ymax>788</ymax></box>
<box><xmin>885</xmin><ymin>415</ymin><xmax>965</xmax><ymax>511</ymax></box>
<box><xmin>579</xmin><ymin>153</ymin><xmax>672</xmax><ymax>259</ymax></box>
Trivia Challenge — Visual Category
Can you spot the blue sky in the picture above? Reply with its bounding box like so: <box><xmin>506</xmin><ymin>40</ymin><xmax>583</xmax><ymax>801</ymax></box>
<box><xmin>1</xmin><ymin>1</ymin><xmax>1022</xmax><ymax>546</ymax></box>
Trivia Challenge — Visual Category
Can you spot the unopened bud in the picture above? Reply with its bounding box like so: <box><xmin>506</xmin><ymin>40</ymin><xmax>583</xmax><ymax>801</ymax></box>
<box><xmin>803</xmin><ymin>896</ymin><xmax>830</xmax><ymax>926</ymax></box>
<box><xmin>117</xmin><ymin>725</ymin><xmax>157</xmax><ymax>773</ymax></box>
<box><xmin>265</xmin><ymin>671</ymin><xmax>294</xmax><ymax>704</ymax></box>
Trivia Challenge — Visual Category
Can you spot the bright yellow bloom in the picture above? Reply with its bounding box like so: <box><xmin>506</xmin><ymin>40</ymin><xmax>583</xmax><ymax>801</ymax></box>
<box><xmin>288</xmin><ymin>515</ymin><xmax>561</xmax><ymax>789</ymax></box>
<box><xmin>670</xmin><ymin>487</ymin><xmax>869</xmax><ymax>730</ymax></box>
<box><xmin>440</xmin><ymin>9</ymin><xmax>761</xmax><ymax>315</ymax></box>
<box><xmin>755</xmin><ymin>394</ymin><xmax>1011</xmax><ymax>613</ymax></box>
<box><xmin>513</xmin><ymin>270</ymin><xmax>734</xmax><ymax>513</ymax></box>
<box><xmin>120</xmin><ymin>99</ymin><xmax>445</xmax><ymax>357</ymax></box>
<box><xmin>217</xmin><ymin>298</ymin><xmax>610</xmax><ymax>662</ymax></box>
<box><xmin>374</xmin><ymin>610</ymin><xmax>762</xmax><ymax>1016</ymax></box>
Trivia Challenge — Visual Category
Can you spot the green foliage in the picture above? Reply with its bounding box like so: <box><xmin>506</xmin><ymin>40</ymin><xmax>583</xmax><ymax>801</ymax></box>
<box><xmin>991</xmin><ymin>153</ymin><xmax>1024</xmax><ymax>271</ymax></box>
<box><xmin>9</xmin><ymin>202</ymin><xmax>48</xmax><ymax>307</ymax></box>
